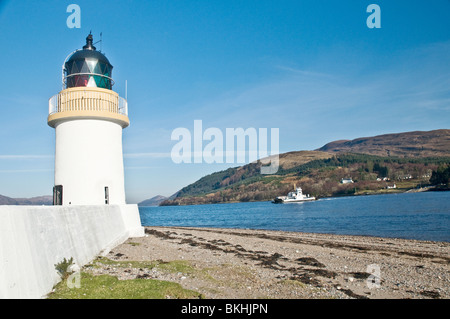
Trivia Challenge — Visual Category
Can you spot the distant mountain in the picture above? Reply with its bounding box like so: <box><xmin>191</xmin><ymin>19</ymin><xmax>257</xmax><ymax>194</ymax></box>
<box><xmin>158</xmin><ymin>129</ymin><xmax>450</xmax><ymax>206</ymax></box>
<box><xmin>316</xmin><ymin>129</ymin><xmax>450</xmax><ymax>158</ymax></box>
<box><xmin>138</xmin><ymin>195</ymin><xmax>168</xmax><ymax>207</ymax></box>
<box><xmin>0</xmin><ymin>194</ymin><xmax>18</xmax><ymax>205</ymax></box>
<box><xmin>0</xmin><ymin>194</ymin><xmax>53</xmax><ymax>206</ymax></box>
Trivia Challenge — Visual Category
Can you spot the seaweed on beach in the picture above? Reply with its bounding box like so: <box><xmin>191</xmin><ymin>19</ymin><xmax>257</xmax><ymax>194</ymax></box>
<box><xmin>295</xmin><ymin>257</ymin><xmax>326</xmax><ymax>268</ymax></box>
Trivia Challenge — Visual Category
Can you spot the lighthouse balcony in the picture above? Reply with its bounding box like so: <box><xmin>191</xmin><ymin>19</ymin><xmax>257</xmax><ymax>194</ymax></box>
<box><xmin>48</xmin><ymin>87</ymin><xmax>129</xmax><ymax>128</ymax></box>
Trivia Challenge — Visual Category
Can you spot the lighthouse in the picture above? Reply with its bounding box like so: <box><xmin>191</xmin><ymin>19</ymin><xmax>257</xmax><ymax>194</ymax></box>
<box><xmin>48</xmin><ymin>34</ymin><xmax>129</xmax><ymax>206</ymax></box>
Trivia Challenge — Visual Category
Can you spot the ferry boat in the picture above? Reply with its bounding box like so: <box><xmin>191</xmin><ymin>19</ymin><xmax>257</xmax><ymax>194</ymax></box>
<box><xmin>272</xmin><ymin>185</ymin><xmax>316</xmax><ymax>203</ymax></box>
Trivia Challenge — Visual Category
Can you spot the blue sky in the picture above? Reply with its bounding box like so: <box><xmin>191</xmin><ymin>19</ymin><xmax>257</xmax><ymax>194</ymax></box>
<box><xmin>0</xmin><ymin>0</ymin><xmax>449</xmax><ymax>203</ymax></box>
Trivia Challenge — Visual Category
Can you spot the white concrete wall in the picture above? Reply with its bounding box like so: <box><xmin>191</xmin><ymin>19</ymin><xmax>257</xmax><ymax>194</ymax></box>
<box><xmin>54</xmin><ymin>119</ymin><xmax>126</xmax><ymax>205</ymax></box>
<box><xmin>0</xmin><ymin>204</ymin><xmax>144</xmax><ymax>299</ymax></box>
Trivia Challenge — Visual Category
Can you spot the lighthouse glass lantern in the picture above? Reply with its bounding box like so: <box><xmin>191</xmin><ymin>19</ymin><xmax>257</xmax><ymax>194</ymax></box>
<box><xmin>64</xmin><ymin>34</ymin><xmax>113</xmax><ymax>90</ymax></box>
<box><xmin>48</xmin><ymin>34</ymin><xmax>129</xmax><ymax>206</ymax></box>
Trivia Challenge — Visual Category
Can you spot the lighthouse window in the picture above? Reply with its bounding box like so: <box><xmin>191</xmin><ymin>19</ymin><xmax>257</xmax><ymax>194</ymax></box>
<box><xmin>66</xmin><ymin>77</ymin><xmax>75</xmax><ymax>88</ymax></box>
<box><xmin>93</xmin><ymin>62</ymin><xmax>102</xmax><ymax>74</ymax></box>
<box><xmin>94</xmin><ymin>75</ymin><xmax>103</xmax><ymax>88</ymax></box>
<box><xmin>99</xmin><ymin>62</ymin><xmax>107</xmax><ymax>74</ymax></box>
<box><xmin>75</xmin><ymin>60</ymin><xmax>85</xmax><ymax>74</ymax></box>
<box><xmin>86</xmin><ymin>59</ymin><xmax>97</xmax><ymax>73</ymax></box>
<box><xmin>102</xmin><ymin>64</ymin><xmax>111</xmax><ymax>77</ymax></box>
<box><xmin>70</xmin><ymin>62</ymin><xmax>79</xmax><ymax>74</ymax></box>
<box><xmin>74</xmin><ymin>75</ymin><xmax>89</xmax><ymax>87</ymax></box>
<box><xmin>53</xmin><ymin>185</ymin><xmax>63</xmax><ymax>206</ymax></box>
<box><xmin>105</xmin><ymin>187</ymin><xmax>109</xmax><ymax>204</ymax></box>
<box><xmin>80</xmin><ymin>61</ymin><xmax>90</xmax><ymax>74</ymax></box>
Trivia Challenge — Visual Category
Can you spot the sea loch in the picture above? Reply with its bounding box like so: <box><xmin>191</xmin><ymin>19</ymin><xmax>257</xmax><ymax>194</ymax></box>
<box><xmin>139</xmin><ymin>191</ymin><xmax>450</xmax><ymax>242</ymax></box>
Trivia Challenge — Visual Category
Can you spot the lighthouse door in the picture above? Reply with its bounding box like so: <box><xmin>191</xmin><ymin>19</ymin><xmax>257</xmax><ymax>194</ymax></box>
<box><xmin>53</xmin><ymin>185</ymin><xmax>63</xmax><ymax>205</ymax></box>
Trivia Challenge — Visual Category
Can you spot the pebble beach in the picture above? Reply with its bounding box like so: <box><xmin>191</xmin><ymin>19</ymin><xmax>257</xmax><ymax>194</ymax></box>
<box><xmin>91</xmin><ymin>226</ymin><xmax>450</xmax><ymax>299</ymax></box>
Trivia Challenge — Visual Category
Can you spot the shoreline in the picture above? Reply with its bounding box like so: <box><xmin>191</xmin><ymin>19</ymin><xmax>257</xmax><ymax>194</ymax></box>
<box><xmin>89</xmin><ymin>226</ymin><xmax>449</xmax><ymax>299</ymax></box>
<box><xmin>152</xmin><ymin>185</ymin><xmax>449</xmax><ymax>207</ymax></box>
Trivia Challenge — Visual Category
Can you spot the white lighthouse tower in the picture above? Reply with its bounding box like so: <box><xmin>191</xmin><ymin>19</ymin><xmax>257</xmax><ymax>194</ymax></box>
<box><xmin>48</xmin><ymin>34</ymin><xmax>129</xmax><ymax>206</ymax></box>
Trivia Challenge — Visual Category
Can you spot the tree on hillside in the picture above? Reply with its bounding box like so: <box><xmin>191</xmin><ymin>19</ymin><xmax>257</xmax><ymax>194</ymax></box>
<box><xmin>430</xmin><ymin>165</ymin><xmax>450</xmax><ymax>186</ymax></box>
<box><xmin>373</xmin><ymin>163</ymin><xmax>388</xmax><ymax>177</ymax></box>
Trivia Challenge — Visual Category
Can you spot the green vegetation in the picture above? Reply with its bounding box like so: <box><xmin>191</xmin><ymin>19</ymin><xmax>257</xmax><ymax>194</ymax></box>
<box><xmin>277</xmin><ymin>153</ymin><xmax>450</xmax><ymax>176</ymax></box>
<box><xmin>174</xmin><ymin>166</ymin><xmax>252</xmax><ymax>198</ymax></box>
<box><xmin>430</xmin><ymin>165</ymin><xmax>450</xmax><ymax>186</ymax></box>
<box><xmin>48</xmin><ymin>272</ymin><xmax>202</xmax><ymax>299</ymax></box>
<box><xmin>48</xmin><ymin>257</ymin><xmax>203</xmax><ymax>299</ymax></box>
<box><xmin>160</xmin><ymin>153</ymin><xmax>450</xmax><ymax>206</ymax></box>
<box><xmin>55</xmin><ymin>257</ymin><xmax>75</xmax><ymax>280</ymax></box>
<box><xmin>127</xmin><ymin>242</ymin><xmax>141</xmax><ymax>247</ymax></box>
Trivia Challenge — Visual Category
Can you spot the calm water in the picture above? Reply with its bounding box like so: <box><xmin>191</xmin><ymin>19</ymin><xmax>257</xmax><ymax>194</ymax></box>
<box><xmin>139</xmin><ymin>191</ymin><xmax>450</xmax><ymax>242</ymax></box>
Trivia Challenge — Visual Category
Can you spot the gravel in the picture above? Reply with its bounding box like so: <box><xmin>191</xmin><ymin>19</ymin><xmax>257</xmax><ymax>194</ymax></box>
<box><xmin>87</xmin><ymin>226</ymin><xmax>450</xmax><ymax>299</ymax></box>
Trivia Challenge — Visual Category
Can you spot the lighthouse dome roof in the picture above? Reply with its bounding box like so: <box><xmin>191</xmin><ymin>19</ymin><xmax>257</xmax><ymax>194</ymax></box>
<box><xmin>67</xmin><ymin>49</ymin><xmax>111</xmax><ymax>66</ymax></box>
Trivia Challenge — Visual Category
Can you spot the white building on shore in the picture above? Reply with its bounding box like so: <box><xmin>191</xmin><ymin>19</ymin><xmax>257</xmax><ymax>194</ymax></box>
<box><xmin>48</xmin><ymin>33</ymin><xmax>129</xmax><ymax>206</ymax></box>
<box><xmin>340</xmin><ymin>178</ymin><xmax>354</xmax><ymax>184</ymax></box>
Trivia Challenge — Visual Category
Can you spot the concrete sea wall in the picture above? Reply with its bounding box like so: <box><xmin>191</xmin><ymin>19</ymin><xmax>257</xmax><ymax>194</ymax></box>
<box><xmin>0</xmin><ymin>204</ymin><xmax>144</xmax><ymax>299</ymax></box>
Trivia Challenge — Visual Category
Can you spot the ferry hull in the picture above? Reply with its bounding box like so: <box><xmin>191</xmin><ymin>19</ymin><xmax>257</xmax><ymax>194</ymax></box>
<box><xmin>282</xmin><ymin>198</ymin><xmax>316</xmax><ymax>203</ymax></box>
<box><xmin>272</xmin><ymin>196</ymin><xmax>316</xmax><ymax>203</ymax></box>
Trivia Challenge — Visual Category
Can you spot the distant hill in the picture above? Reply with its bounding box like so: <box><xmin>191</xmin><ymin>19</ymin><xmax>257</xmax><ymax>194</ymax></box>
<box><xmin>157</xmin><ymin>129</ymin><xmax>450</xmax><ymax>206</ymax></box>
<box><xmin>0</xmin><ymin>194</ymin><xmax>18</xmax><ymax>205</ymax></box>
<box><xmin>0</xmin><ymin>194</ymin><xmax>53</xmax><ymax>206</ymax></box>
<box><xmin>138</xmin><ymin>195</ymin><xmax>168</xmax><ymax>207</ymax></box>
<box><xmin>316</xmin><ymin>129</ymin><xmax>450</xmax><ymax>158</ymax></box>
<box><xmin>170</xmin><ymin>151</ymin><xmax>332</xmax><ymax>200</ymax></box>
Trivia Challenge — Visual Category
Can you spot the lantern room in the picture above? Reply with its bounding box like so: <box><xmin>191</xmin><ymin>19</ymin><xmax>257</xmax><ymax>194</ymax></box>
<box><xmin>64</xmin><ymin>33</ymin><xmax>114</xmax><ymax>90</ymax></box>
